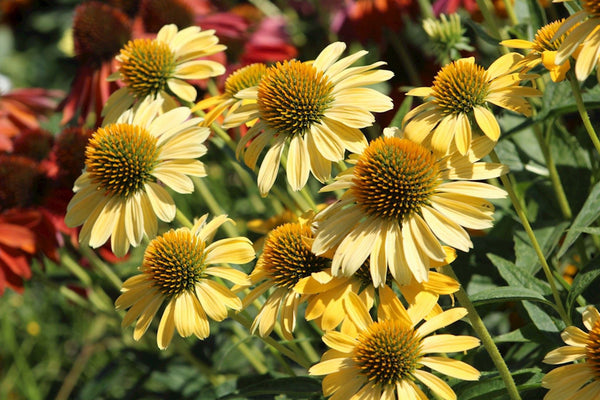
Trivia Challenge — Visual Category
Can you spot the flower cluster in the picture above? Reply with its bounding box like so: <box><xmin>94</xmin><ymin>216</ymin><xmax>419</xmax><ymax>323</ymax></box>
<box><xmin>4</xmin><ymin>0</ymin><xmax>600</xmax><ymax>398</ymax></box>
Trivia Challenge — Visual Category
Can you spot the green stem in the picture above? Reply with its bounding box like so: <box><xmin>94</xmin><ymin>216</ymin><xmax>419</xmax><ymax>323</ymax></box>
<box><xmin>415</xmin><ymin>0</ymin><xmax>434</xmax><ymax>20</ymax></box>
<box><xmin>61</xmin><ymin>251</ymin><xmax>92</xmax><ymax>286</ymax></box>
<box><xmin>553</xmin><ymin>270</ymin><xmax>586</xmax><ymax>308</ymax></box>
<box><xmin>534</xmin><ymin>123</ymin><xmax>572</xmax><ymax>220</ymax></box>
<box><xmin>229</xmin><ymin>312</ymin><xmax>312</xmax><ymax>369</ymax></box>
<box><xmin>229</xmin><ymin>322</ymin><xmax>270</xmax><ymax>374</ymax></box>
<box><xmin>193</xmin><ymin>177</ymin><xmax>239</xmax><ymax>238</ymax></box>
<box><xmin>79</xmin><ymin>246</ymin><xmax>123</xmax><ymax>290</ymax></box>
<box><xmin>490</xmin><ymin>150</ymin><xmax>571</xmax><ymax>325</ymax></box>
<box><xmin>294</xmin><ymin>330</ymin><xmax>320</xmax><ymax>364</ymax></box>
<box><xmin>442</xmin><ymin>265</ymin><xmax>522</xmax><ymax>400</ymax></box>
<box><xmin>474</xmin><ymin>0</ymin><xmax>509</xmax><ymax>51</ymax></box>
<box><xmin>567</xmin><ymin>72</ymin><xmax>600</xmax><ymax>154</ymax></box>
<box><xmin>502</xmin><ymin>0</ymin><xmax>518</xmax><ymax>27</ymax></box>
<box><xmin>175</xmin><ymin>208</ymin><xmax>193</xmax><ymax>228</ymax></box>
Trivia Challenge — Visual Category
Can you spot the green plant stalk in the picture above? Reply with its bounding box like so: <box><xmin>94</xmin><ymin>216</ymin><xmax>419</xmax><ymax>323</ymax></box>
<box><xmin>193</xmin><ymin>177</ymin><xmax>240</xmax><ymax>237</ymax></box>
<box><xmin>490</xmin><ymin>150</ymin><xmax>571</xmax><ymax>325</ymax></box>
<box><xmin>2</xmin><ymin>314</ymin><xmax>42</xmax><ymax>400</ymax></box>
<box><xmin>79</xmin><ymin>246</ymin><xmax>123</xmax><ymax>290</ymax></box>
<box><xmin>442</xmin><ymin>265</ymin><xmax>522</xmax><ymax>400</ymax></box>
<box><xmin>502</xmin><ymin>0</ymin><xmax>518</xmax><ymax>27</ymax></box>
<box><xmin>175</xmin><ymin>208</ymin><xmax>193</xmax><ymax>228</ymax></box>
<box><xmin>55</xmin><ymin>344</ymin><xmax>96</xmax><ymax>400</ymax></box>
<box><xmin>294</xmin><ymin>330</ymin><xmax>321</xmax><ymax>364</ymax></box>
<box><xmin>534</xmin><ymin>124</ymin><xmax>572</xmax><ymax>220</ymax></box>
<box><xmin>229</xmin><ymin>323</ymin><xmax>270</xmax><ymax>374</ymax></box>
<box><xmin>567</xmin><ymin>72</ymin><xmax>600</xmax><ymax>155</ymax></box>
<box><xmin>473</xmin><ymin>0</ymin><xmax>509</xmax><ymax>52</ymax></box>
<box><xmin>61</xmin><ymin>251</ymin><xmax>92</xmax><ymax>286</ymax></box>
<box><xmin>552</xmin><ymin>270</ymin><xmax>586</xmax><ymax>308</ymax></box>
<box><xmin>229</xmin><ymin>311</ymin><xmax>312</xmax><ymax>369</ymax></box>
<box><xmin>415</xmin><ymin>0</ymin><xmax>434</xmax><ymax>20</ymax></box>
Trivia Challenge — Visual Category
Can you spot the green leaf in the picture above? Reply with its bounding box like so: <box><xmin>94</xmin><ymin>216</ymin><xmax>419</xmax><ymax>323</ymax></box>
<box><xmin>566</xmin><ymin>255</ymin><xmax>600</xmax><ymax>317</ymax></box>
<box><xmin>571</xmin><ymin>227</ymin><xmax>600</xmax><ymax>235</ymax></box>
<box><xmin>523</xmin><ymin>301</ymin><xmax>565</xmax><ymax>333</ymax></box>
<box><xmin>463</xmin><ymin>19</ymin><xmax>502</xmax><ymax>46</ymax></box>
<box><xmin>493</xmin><ymin>324</ymin><xmax>543</xmax><ymax>343</ymax></box>
<box><xmin>513</xmin><ymin>222</ymin><xmax>570</xmax><ymax>274</ymax></box>
<box><xmin>389</xmin><ymin>96</ymin><xmax>413</xmax><ymax>128</ymax></box>
<box><xmin>536</xmin><ymin>80</ymin><xmax>600</xmax><ymax>123</ymax></box>
<box><xmin>557</xmin><ymin>180</ymin><xmax>600</xmax><ymax>258</ymax></box>
<box><xmin>470</xmin><ymin>287</ymin><xmax>556</xmax><ymax>308</ymax></box>
<box><xmin>218</xmin><ymin>377</ymin><xmax>322</xmax><ymax>399</ymax></box>
<box><xmin>488</xmin><ymin>254</ymin><xmax>551</xmax><ymax>295</ymax></box>
<box><xmin>455</xmin><ymin>368</ymin><xmax>543</xmax><ymax>399</ymax></box>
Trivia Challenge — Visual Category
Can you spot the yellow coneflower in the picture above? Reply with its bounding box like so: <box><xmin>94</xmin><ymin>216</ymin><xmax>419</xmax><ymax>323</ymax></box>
<box><xmin>309</xmin><ymin>287</ymin><xmax>480</xmax><ymax>400</ymax></box>
<box><xmin>542</xmin><ymin>305</ymin><xmax>600</xmax><ymax>398</ymax></box>
<box><xmin>243</xmin><ymin>221</ymin><xmax>330</xmax><ymax>339</ymax></box>
<box><xmin>298</xmin><ymin>242</ymin><xmax>459</xmax><ymax>331</ymax></box>
<box><xmin>103</xmin><ymin>23</ymin><xmax>226</xmax><ymax>123</ymax></box>
<box><xmin>232</xmin><ymin>42</ymin><xmax>393</xmax><ymax>196</ymax></box>
<box><xmin>501</xmin><ymin>19</ymin><xmax>572</xmax><ymax>82</ymax></box>
<box><xmin>312</xmin><ymin>127</ymin><xmax>508</xmax><ymax>287</ymax></box>
<box><xmin>192</xmin><ymin>63</ymin><xmax>268</xmax><ymax>127</ymax></box>
<box><xmin>403</xmin><ymin>53</ymin><xmax>541</xmax><ymax>155</ymax></box>
<box><xmin>115</xmin><ymin>214</ymin><xmax>254</xmax><ymax>349</ymax></box>
<box><xmin>65</xmin><ymin>97</ymin><xmax>208</xmax><ymax>256</ymax></box>
<box><xmin>553</xmin><ymin>0</ymin><xmax>600</xmax><ymax>81</ymax></box>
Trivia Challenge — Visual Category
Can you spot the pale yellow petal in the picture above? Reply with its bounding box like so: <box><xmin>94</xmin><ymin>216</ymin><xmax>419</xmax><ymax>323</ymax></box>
<box><xmin>174</xmin><ymin>291</ymin><xmax>197</xmax><ymax>337</ymax></box>
<box><xmin>286</xmin><ymin>134</ymin><xmax>311</xmax><ymax>191</ymax></box>
<box><xmin>157</xmin><ymin>300</ymin><xmax>176</xmax><ymax>349</ymax></box>
<box><xmin>145</xmin><ymin>182</ymin><xmax>176</xmax><ymax>222</ymax></box>
<box><xmin>561</xmin><ymin>326</ymin><xmax>590</xmax><ymax>347</ymax></box>
<box><xmin>204</xmin><ymin>237</ymin><xmax>255</xmax><ymax>265</ymax></box>
<box><xmin>133</xmin><ymin>294</ymin><xmax>163</xmax><ymax>340</ymax></box>
<box><xmin>420</xmin><ymin>334</ymin><xmax>480</xmax><ymax>353</ymax></box>
<box><xmin>257</xmin><ymin>136</ymin><xmax>285</xmax><ymax>196</ymax></box>
<box><xmin>204</xmin><ymin>266</ymin><xmax>250</xmax><ymax>285</ymax></box>
<box><xmin>409</xmin><ymin>213</ymin><xmax>446</xmax><ymax>261</ymax></box>
<box><xmin>420</xmin><ymin>356</ymin><xmax>480</xmax><ymax>380</ymax></box>
<box><xmin>583</xmin><ymin>306</ymin><xmax>600</xmax><ymax>330</ymax></box>
<box><xmin>455</xmin><ymin>112</ymin><xmax>472</xmax><ymax>155</ymax></box>
<box><xmin>421</xmin><ymin>206</ymin><xmax>472</xmax><ymax>252</ymax></box>
<box><xmin>313</xmin><ymin>42</ymin><xmax>346</xmax><ymax>73</ymax></box>
<box><xmin>401</xmin><ymin>219</ymin><xmax>429</xmax><ymax>282</ymax></box>
<box><xmin>543</xmin><ymin>345</ymin><xmax>587</xmax><ymax>364</ymax></box>
<box><xmin>343</xmin><ymin>291</ymin><xmax>373</xmax><ymax>331</ymax></box>
<box><xmin>417</xmin><ymin>307</ymin><xmax>468</xmax><ymax>337</ymax></box>
<box><xmin>413</xmin><ymin>369</ymin><xmax>457</xmax><ymax>400</ymax></box>
<box><xmin>167</xmin><ymin>78</ymin><xmax>197</xmax><ymax>102</ymax></box>
<box><xmin>308</xmin><ymin>357</ymin><xmax>355</xmax><ymax>376</ymax></box>
<box><xmin>474</xmin><ymin>106</ymin><xmax>500</xmax><ymax>141</ymax></box>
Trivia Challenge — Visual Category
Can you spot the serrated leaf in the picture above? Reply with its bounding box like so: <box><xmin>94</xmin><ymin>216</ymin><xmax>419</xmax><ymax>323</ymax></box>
<box><xmin>558</xmin><ymin>180</ymin><xmax>600</xmax><ymax>258</ymax></box>
<box><xmin>566</xmin><ymin>255</ymin><xmax>600</xmax><ymax>317</ymax></box>
<box><xmin>470</xmin><ymin>287</ymin><xmax>555</xmax><ymax>308</ymax></box>
<box><xmin>488</xmin><ymin>254</ymin><xmax>552</xmax><ymax>295</ymax></box>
